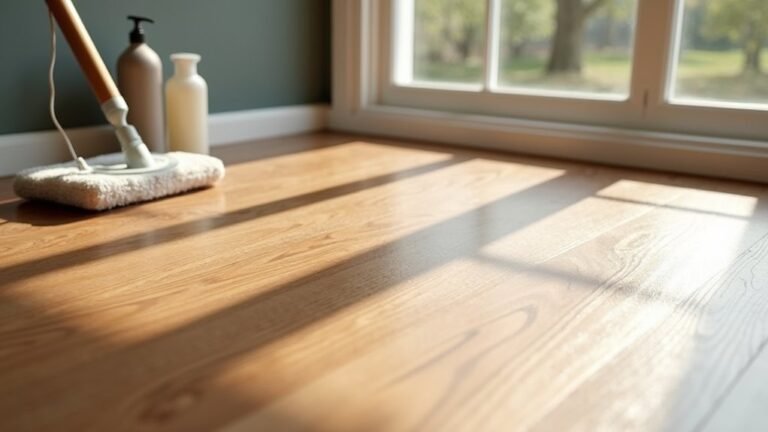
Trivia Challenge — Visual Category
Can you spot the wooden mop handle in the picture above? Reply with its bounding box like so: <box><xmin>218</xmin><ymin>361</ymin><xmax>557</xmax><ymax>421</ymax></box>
<box><xmin>45</xmin><ymin>0</ymin><xmax>120</xmax><ymax>104</ymax></box>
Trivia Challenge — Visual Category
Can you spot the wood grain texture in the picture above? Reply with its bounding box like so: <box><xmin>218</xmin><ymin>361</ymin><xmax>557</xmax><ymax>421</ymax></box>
<box><xmin>1</xmin><ymin>132</ymin><xmax>767</xmax><ymax>432</ymax></box>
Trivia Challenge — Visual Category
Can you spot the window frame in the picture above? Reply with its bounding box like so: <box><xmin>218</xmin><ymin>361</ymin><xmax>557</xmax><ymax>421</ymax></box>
<box><xmin>644</xmin><ymin>0</ymin><xmax>768</xmax><ymax>140</ymax></box>
<box><xmin>330</xmin><ymin>0</ymin><xmax>768</xmax><ymax>183</ymax></box>
<box><xmin>379</xmin><ymin>0</ymin><xmax>768</xmax><ymax>141</ymax></box>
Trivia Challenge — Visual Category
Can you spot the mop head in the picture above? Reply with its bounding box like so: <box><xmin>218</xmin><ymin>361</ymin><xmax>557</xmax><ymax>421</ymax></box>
<box><xmin>13</xmin><ymin>152</ymin><xmax>225</xmax><ymax>211</ymax></box>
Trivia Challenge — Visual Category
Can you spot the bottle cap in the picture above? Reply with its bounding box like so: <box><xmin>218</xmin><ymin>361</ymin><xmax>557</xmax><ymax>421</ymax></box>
<box><xmin>171</xmin><ymin>53</ymin><xmax>202</xmax><ymax>63</ymax></box>
<box><xmin>128</xmin><ymin>16</ymin><xmax>154</xmax><ymax>44</ymax></box>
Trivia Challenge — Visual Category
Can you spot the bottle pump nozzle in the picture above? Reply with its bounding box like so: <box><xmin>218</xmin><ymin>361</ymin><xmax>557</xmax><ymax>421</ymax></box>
<box><xmin>128</xmin><ymin>15</ymin><xmax>154</xmax><ymax>44</ymax></box>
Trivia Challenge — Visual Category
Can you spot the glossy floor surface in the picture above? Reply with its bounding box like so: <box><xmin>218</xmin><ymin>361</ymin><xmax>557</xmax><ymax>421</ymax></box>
<box><xmin>1</xmin><ymin>133</ymin><xmax>767</xmax><ymax>431</ymax></box>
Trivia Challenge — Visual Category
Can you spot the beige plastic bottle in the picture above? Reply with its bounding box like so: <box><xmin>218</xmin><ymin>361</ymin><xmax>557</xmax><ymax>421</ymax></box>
<box><xmin>166</xmin><ymin>53</ymin><xmax>209</xmax><ymax>154</ymax></box>
<box><xmin>117</xmin><ymin>16</ymin><xmax>164</xmax><ymax>153</ymax></box>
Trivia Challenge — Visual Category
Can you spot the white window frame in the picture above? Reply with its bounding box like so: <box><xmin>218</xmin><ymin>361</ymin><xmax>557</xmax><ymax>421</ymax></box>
<box><xmin>644</xmin><ymin>0</ymin><xmax>768</xmax><ymax>139</ymax></box>
<box><xmin>330</xmin><ymin>0</ymin><xmax>768</xmax><ymax>183</ymax></box>
<box><xmin>382</xmin><ymin>0</ymin><xmax>641</xmax><ymax>130</ymax></box>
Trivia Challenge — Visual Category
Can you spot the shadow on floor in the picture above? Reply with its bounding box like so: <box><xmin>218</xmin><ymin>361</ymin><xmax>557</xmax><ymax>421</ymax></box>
<box><xmin>0</xmin><ymin>200</ymin><xmax>105</xmax><ymax>227</ymax></box>
<box><xmin>0</xmin><ymin>155</ymin><xmax>469</xmax><ymax>286</ymax></box>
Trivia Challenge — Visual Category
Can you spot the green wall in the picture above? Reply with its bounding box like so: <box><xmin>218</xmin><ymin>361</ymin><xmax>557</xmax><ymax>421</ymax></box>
<box><xmin>0</xmin><ymin>0</ymin><xmax>330</xmax><ymax>135</ymax></box>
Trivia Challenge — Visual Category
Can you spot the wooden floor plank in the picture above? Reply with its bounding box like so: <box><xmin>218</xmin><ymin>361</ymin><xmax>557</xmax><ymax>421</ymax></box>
<box><xmin>0</xmin><ymin>132</ymin><xmax>767</xmax><ymax>432</ymax></box>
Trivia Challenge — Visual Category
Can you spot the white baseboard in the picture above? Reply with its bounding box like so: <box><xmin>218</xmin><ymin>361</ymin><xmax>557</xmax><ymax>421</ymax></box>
<box><xmin>0</xmin><ymin>104</ymin><xmax>329</xmax><ymax>177</ymax></box>
<box><xmin>330</xmin><ymin>105</ymin><xmax>768</xmax><ymax>184</ymax></box>
<box><xmin>208</xmin><ymin>104</ymin><xmax>328</xmax><ymax>145</ymax></box>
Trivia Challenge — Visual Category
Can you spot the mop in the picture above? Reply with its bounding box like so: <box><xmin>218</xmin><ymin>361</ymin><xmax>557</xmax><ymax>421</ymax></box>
<box><xmin>13</xmin><ymin>0</ymin><xmax>224</xmax><ymax>211</ymax></box>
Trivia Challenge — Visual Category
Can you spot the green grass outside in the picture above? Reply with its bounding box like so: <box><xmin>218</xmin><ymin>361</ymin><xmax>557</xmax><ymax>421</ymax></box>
<box><xmin>414</xmin><ymin>49</ymin><xmax>768</xmax><ymax>103</ymax></box>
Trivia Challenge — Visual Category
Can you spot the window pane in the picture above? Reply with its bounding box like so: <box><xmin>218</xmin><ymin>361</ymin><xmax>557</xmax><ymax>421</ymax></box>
<box><xmin>672</xmin><ymin>0</ymin><xmax>768</xmax><ymax>105</ymax></box>
<box><xmin>497</xmin><ymin>0</ymin><xmax>637</xmax><ymax>96</ymax></box>
<box><xmin>413</xmin><ymin>0</ymin><xmax>487</xmax><ymax>84</ymax></box>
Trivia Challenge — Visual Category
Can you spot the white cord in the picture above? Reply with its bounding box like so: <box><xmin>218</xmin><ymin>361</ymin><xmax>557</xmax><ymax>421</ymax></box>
<box><xmin>48</xmin><ymin>11</ymin><xmax>89</xmax><ymax>170</ymax></box>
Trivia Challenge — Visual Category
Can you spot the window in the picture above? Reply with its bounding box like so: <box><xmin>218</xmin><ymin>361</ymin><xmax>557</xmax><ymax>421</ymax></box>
<box><xmin>497</xmin><ymin>0</ymin><xmax>636</xmax><ymax>96</ymax></box>
<box><xmin>670</xmin><ymin>0</ymin><xmax>768</xmax><ymax>106</ymax></box>
<box><xmin>379</xmin><ymin>0</ymin><xmax>768</xmax><ymax>140</ymax></box>
<box><xmin>412</xmin><ymin>0</ymin><xmax>487</xmax><ymax>85</ymax></box>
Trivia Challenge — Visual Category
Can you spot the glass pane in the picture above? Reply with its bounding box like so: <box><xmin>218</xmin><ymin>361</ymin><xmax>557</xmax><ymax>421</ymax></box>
<box><xmin>497</xmin><ymin>0</ymin><xmax>637</xmax><ymax>96</ymax></box>
<box><xmin>672</xmin><ymin>0</ymin><xmax>768</xmax><ymax>105</ymax></box>
<box><xmin>413</xmin><ymin>0</ymin><xmax>487</xmax><ymax>84</ymax></box>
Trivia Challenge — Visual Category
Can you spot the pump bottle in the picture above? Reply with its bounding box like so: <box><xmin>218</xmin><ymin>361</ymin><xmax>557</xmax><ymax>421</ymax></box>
<box><xmin>117</xmin><ymin>16</ymin><xmax>164</xmax><ymax>153</ymax></box>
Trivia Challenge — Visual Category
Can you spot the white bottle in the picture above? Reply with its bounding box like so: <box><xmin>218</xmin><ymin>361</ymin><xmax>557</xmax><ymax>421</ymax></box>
<box><xmin>166</xmin><ymin>53</ymin><xmax>208</xmax><ymax>154</ymax></box>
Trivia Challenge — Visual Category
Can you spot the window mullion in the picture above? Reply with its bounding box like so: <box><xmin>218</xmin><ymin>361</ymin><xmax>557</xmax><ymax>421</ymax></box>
<box><xmin>628</xmin><ymin>0</ymin><xmax>677</xmax><ymax>120</ymax></box>
<box><xmin>482</xmin><ymin>0</ymin><xmax>501</xmax><ymax>91</ymax></box>
<box><xmin>392</xmin><ymin>0</ymin><xmax>414</xmax><ymax>85</ymax></box>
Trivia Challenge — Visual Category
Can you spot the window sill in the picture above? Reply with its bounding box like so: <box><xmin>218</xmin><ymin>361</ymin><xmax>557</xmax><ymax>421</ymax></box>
<box><xmin>329</xmin><ymin>104</ymin><xmax>768</xmax><ymax>183</ymax></box>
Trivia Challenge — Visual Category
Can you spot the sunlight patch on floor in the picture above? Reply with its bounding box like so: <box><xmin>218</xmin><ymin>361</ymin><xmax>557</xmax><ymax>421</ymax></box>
<box><xmin>596</xmin><ymin>179</ymin><xmax>758</xmax><ymax>219</ymax></box>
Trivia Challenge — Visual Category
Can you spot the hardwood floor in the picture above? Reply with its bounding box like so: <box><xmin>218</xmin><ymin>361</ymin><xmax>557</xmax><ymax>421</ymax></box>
<box><xmin>1</xmin><ymin>132</ymin><xmax>767</xmax><ymax>432</ymax></box>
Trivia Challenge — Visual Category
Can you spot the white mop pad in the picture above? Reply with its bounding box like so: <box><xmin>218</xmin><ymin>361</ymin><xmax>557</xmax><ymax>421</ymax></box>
<box><xmin>14</xmin><ymin>152</ymin><xmax>225</xmax><ymax>211</ymax></box>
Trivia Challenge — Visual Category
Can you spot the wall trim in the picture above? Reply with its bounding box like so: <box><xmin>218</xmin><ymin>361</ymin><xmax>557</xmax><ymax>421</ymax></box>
<box><xmin>0</xmin><ymin>104</ymin><xmax>329</xmax><ymax>177</ymax></box>
<box><xmin>208</xmin><ymin>104</ymin><xmax>328</xmax><ymax>145</ymax></box>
